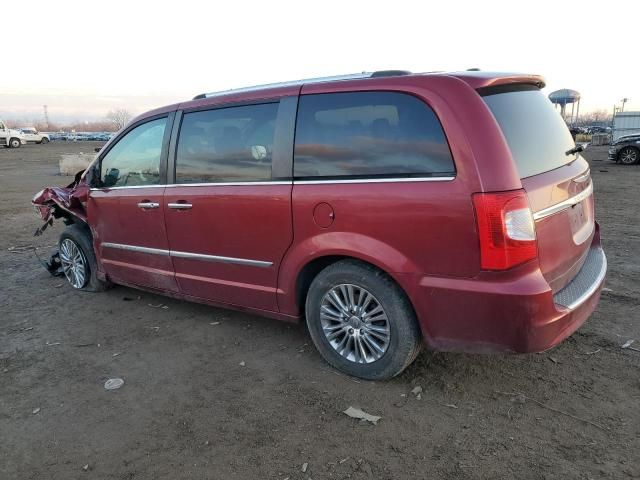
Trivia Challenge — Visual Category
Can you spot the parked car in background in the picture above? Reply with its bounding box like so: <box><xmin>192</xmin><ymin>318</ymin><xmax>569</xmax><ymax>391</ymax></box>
<box><xmin>32</xmin><ymin>70</ymin><xmax>606</xmax><ymax>380</ymax></box>
<box><xmin>18</xmin><ymin>128</ymin><xmax>50</xmax><ymax>144</ymax></box>
<box><xmin>608</xmin><ymin>134</ymin><xmax>640</xmax><ymax>164</ymax></box>
<box><xmin>0</xmin><ymin>120</ymin><xmax>26</xmax><ymax>148</ymax></box>
<box><xmin>49</xmin><ymin>132</ymin><xmax>69</xmax><ymax>141</ymax></box>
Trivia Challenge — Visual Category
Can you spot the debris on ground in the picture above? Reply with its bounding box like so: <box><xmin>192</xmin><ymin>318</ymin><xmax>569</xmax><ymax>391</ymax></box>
<box><xmin>82</xmin><ymin>464</ymin><xmax>90</xmax><ymax>471</ymax></box>
<box><xmin>621</xmin><ymin>340</ymin><xmax>640</xmax><ymax>352</ymax></box>
<box><xmin>209</xmin><ymin>322</ymin><xmax>220</xmax><ymax>325</ymax></box>
<box><xmin>301</xmin><ymin>462</ymin><xmax>308</xmax><ymax>472</ymax></box>
<box><xmin>45</xmin><ymin>341</ymin><xmax>61</xmax><ymax>346</ymax></box>
<box><xmin>602</xmin><ymin>287</ymin><xmax>613</xmax><ymax>292</ymax></box>
<box><xmin>32</xmin><ymin>407</ymin><xmax>41</xmax><ymax>415</ymax></box>
<box><xmin>148</xmin><ymin>303</ymin><xmax>165</xmax><ymax>308</ymax></box>
<box><xmin>112</xmin><ymin>352</ymin><xmax>121</xmax><ymax>357</ymax></box>
<box><xmin>411</xmin><ymin>385</ymin><xmax>423</xmax><ymax>399</ymax></box>
<box><xmin>583</xmin><ymin>348</ymin><xmax>601</xmax><ymax>355</ymax></box>
<box><xmin>343</xmin><ymin>406</ymin><xmax>381</xmax><ymax>425</ymax></box>
<box><xmin>496</xmin><ymin>391</ymin><xmax>609</xmax><ymax>431</ymax></box>
<box><xmin>239</xmin><ymin>361</ymin><xmax>246</xmax><ymax>367</ymax></box>
<box><xmin>444</xmin><ymin>404</ymin><xmax>458</xmax><ymax>409</ymax></box>
<box><xmin>104</xmin><ymin>378</ymin><xmax>124</xmax><ymax>391</ymax></box>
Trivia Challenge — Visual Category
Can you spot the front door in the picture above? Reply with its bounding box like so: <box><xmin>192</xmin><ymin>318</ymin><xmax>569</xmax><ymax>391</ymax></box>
<box><xmin>88</xmin><ymin>115</ymin><xmax>178</xmax><ymax>292</ymax></box>
<box><xmin>163</xmin><ymin>100</ymin><xmax>295</xmax><ymax>311</ymax></box>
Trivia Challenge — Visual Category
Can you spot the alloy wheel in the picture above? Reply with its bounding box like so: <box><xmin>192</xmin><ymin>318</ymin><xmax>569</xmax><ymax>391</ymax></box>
<box><xmin>620</xmin><ymin>148</ymin><xmax>638</xmax><ymax>165</ymax></box>
<box><xmin>320</xmin><ymin>284</ymin><xmax>390</xmax><ymax>364</ymax></box>
<box><xmin>59</xmin><ymin>239</ymin><xmax>88</xmax><ymax>289</ymax></box>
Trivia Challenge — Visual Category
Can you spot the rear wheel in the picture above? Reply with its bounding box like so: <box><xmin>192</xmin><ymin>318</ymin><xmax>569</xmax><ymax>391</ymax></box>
<box><xmin>9</xmin><ymin>137</ymin><xmax>21</xmax><ymax>148</ymax></box>
<box><xmin>59</xmin><ymin>224</ymin><xmax>111</xmax><ymax>292</ymax></box>
<box><xmin>305</xmin><ymin>260</ymin><xmax>422</xmax><ymax>380</ymax></box>
<box><xmin>40</xmin><ymin>137</ymin><xmax>49</xmax><ymax>144</ymax></box>
<box><xmin>618</xmin><ymin>147</ymin><xmax>639</xmax><ymax>165</ymax></box>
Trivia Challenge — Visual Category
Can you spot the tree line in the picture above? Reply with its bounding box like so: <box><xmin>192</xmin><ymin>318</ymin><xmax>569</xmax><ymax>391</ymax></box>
<box><xmin>4</xmin><ymin>109</ymin><xmax>133</xmax><ymax>132</ymax></box>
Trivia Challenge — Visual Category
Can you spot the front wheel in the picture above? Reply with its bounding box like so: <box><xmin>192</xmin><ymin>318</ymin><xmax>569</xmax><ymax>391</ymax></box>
<box><xmin>58</xmin><ymin>224</ymin><xmax>111</xmax><ymax>292</ymax></box>
<box><xmin>9</xmin><ymin>137</ymin><xmax>21</xmax><ymax>148</ymax></box>
<box><xmin>305</xmin><ymin>260</ymin><xmax>422</xmax><ymax>380</ymax></box>
<box><xmin>618</xmin><ymin>147</ymin><xmax>639</xmax><ymax>165</ymax></box>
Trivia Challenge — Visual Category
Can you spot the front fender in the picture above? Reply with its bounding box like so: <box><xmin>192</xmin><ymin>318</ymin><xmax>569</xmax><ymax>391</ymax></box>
<box><xmin>277</xmin><ymin>231</ymin><xmax>419</xmax><ymax>316</ymax></box>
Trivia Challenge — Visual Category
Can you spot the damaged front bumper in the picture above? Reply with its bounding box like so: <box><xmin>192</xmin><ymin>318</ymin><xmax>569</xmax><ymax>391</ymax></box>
<box><xmin>32</xmin><ymin>170</ymin><xmax>89</xmax><ymax>236</ymax></box>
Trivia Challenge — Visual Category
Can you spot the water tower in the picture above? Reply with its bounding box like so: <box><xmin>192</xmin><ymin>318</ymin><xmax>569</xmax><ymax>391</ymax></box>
<box><xmin>549</xmin><ymin>89</ymin><xmax>581</xmax><ymax>125</ymax></box>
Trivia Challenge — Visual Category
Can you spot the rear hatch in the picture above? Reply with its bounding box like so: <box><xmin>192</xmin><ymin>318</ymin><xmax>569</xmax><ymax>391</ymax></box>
<box><xmin>482</xmin><ymin>86</ymin><xmax>595</xmax><ymax>292</ymax></box>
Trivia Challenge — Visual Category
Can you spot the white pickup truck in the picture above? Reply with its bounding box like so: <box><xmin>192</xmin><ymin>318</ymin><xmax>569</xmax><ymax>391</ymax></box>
<box><xmin>0</xmin><ymin>120</ymin><xmax>27</xmax><ymax>148</ymax></box>
<box><xmin>18</xmin><ymin>127</ymin><xmax>50</xmax><ymax>144</ymax></box>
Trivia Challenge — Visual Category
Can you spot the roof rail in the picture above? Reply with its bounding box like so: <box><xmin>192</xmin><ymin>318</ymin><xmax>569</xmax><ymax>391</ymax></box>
<box><xmin>192</xmin><ymin>70</ymin><xmax>412</xmax><ymax>100</ymax></box>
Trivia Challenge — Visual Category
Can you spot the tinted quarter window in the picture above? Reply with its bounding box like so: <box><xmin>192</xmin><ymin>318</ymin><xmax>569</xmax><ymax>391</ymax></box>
<box><xmin>482</xmin><ymin>89</ymin><xmax>576</xmax><ymax>178</ymax></box>
<box><xmin>100</xmin><ymin>118</ymin><xmax>166</xmax><ymax>187</ymax></box>
<box><xmin>294</xmin><ymin>92</ymin><xmax>455</xmax><ymax>179</ymax></box>
<box><xmin>176</xmin><ymin>103</ymin><xmax>278</xmax><ymax>183</ymax></box>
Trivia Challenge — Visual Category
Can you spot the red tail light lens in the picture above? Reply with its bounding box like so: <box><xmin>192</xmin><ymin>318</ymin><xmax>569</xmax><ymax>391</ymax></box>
<box><xmin>472</xmin><ymin>190</ymin><xmax>537</xmax><ymax>270</ymax></box>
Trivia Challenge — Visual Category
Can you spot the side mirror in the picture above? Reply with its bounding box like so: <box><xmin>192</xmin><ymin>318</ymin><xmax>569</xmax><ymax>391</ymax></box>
<box><xmin>251</xmin><ymin>145</ymin><xmax>267</xmax><ymax>161</ymax></box>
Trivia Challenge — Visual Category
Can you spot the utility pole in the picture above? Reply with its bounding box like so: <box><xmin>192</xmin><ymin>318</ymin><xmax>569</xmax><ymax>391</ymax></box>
<box><xmin>620</xmin><ymin>98</ymin><xmax>628</xmax><ymax>112</ymax></box>
<box><xmin>43</xmin><ymin>105</ymin><xmax>50</xmax><ymax>130</ymax></box>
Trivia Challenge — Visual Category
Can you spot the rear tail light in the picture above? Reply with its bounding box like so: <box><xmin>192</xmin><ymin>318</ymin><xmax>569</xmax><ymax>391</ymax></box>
<box><xmin>472</xmin><ymin>190</ymin><xmax>537</xmax><ymax>270</ymax></box>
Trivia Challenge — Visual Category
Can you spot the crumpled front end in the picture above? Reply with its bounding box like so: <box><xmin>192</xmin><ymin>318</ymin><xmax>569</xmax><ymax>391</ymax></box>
<box><xmin>32</xmin><ymin>170</ymin><xmax>90</xmax><ymax>236</ymax></box>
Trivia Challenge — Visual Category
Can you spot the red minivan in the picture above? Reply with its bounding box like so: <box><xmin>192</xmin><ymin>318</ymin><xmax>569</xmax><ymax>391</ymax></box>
<box><xmin>33</xmin><ymin>70</ymin><xmax>606</xmax><ymax>380</ymax></box>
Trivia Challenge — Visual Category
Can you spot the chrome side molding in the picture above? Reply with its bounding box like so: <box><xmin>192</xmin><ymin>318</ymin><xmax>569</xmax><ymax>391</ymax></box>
<box><xmin>102</xmin><ymin>243</ymin><xmax>170</xmax><ymax>256</ymax></box>
<box><xmin>101</xmin><ymin>242</ymin><xmax>272</xmax><ymax>268</ymax></box>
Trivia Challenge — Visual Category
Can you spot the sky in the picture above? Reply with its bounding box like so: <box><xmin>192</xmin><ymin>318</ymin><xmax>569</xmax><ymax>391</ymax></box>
<box><xmin>2</xmin><ymin>0</ymin><xmax>638</xmax><ymax>125</ymax></box>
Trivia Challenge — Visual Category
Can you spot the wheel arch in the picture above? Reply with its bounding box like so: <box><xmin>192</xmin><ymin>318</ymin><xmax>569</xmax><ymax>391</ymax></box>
<box><xmin>277</xmin><ymin>232</ymin><xmax>421</xmax><ymax>318</ymax></box>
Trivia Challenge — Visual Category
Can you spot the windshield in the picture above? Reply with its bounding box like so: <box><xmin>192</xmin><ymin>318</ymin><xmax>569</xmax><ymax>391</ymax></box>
<box><xmin>482</xmin><ymin>88</ymin><xmax>576</xmax><ymax>179</ymax></box>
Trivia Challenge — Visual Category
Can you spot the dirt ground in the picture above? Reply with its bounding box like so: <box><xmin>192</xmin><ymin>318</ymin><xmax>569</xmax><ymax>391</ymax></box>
<box><xmin>1</xmin><ymin>142</ymin><xmax>638</xmax><ymax>480</ymax></box>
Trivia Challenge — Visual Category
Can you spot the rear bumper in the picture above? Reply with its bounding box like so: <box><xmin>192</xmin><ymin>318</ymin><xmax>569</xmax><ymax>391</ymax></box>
<box><xmin>405</xmin><ymin>223</ymin><xmax>606</xmax><ymax>353</ymax></box>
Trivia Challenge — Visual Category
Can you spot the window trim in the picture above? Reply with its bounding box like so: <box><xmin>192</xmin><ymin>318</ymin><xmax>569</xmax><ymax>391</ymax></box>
<box><xmin>169</xmin><ymin>97</ymin><xmax>297</xmax><ymax>185</ymax></box>
<box><xmin>93</xmin><ymin>112</ymin><xmax>175</xmax><ymax>189</ymax></box>
<box><xmin>292</xmin><ymin>90</ymin><xmax>457</xmax><ymax>181</ymax></box>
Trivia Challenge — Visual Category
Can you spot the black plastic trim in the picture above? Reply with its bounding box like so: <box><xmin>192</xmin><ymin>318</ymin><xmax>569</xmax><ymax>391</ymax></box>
<box><xmin>477</xmin><ymin>83</ymin><xmax>541</xmax><ymax>97</ymax></box>
<box><xmin>271</xmin><ymin>96</ymin><xmax>297</xmax><ymax>180</ymax></box>
<box><xmin>166</xmin><ymin>110</ymin><xmax>183</xmax><ymax>185</ymax></box>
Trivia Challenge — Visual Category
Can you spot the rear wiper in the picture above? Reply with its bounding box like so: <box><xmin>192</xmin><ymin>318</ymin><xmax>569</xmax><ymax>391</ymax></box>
<box><xmin>565</xmin><ymin>144</ymin><xmax>585</xmax><ymax>156</ymax></box>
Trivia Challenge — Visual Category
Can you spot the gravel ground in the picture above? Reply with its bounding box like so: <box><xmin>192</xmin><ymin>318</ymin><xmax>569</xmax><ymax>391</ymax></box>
<box><xmin>1</xmin><ymin>142</ymin><xmax>639</xmax><ymax>479</ymax></box>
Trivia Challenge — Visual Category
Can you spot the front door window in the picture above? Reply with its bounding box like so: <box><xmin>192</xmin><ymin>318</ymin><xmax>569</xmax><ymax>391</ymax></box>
<box><xmin>100</xmin><ymin>118</ymin><xmax>166</xmax><ymax>187</ymax></box>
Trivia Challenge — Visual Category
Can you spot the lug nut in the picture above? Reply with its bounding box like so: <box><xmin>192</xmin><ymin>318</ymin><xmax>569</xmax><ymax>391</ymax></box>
<box><xmin>349</xmin><ymin>328</ymin><xmax>354</xmax><ymax>334</ymax></box>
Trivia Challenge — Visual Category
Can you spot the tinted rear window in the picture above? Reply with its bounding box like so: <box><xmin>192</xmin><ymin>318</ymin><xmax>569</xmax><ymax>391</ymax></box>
<box><xmin>176</xmin><ymin>103</ymin><xmax>278</xmax><ymax>183</ymax></box>
<box><xmin>482</xmin><ymin>89</ymin><xmax>577</xmax><ymax>178</ymax></box>
<box><xmin>294</xmin><ymin>92</ymin><xmax>455</xmax><ymax>179</ymax></box>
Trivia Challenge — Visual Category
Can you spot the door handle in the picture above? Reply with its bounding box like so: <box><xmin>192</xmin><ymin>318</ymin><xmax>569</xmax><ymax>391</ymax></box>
<box><xmin>167</xmin><ymin>202</ymin><xmax>193</xmax><ymax>210</ymax></box>
<box><xmin>137</xmin><ymin>202</ymin><xmax>160</xmax><ymax>209</ymax></box>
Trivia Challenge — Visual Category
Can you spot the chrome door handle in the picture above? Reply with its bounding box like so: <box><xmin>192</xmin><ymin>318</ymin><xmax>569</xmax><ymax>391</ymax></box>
<box><xmin>137</xmin><ymin>202</ymin><xmax>160</xmax><ymax>209</ymax></box>
<box><xmin>167</xmin><ymin>202</ymin><xmax>193</xmax><ymax>210</ymax></box>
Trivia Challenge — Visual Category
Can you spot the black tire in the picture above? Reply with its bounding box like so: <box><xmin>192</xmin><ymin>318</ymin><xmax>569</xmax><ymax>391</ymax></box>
<box><xmin>305</xmin><ymin>259</ymin><xmax>422</xmax><ymax>380</ymax></box>
<box><xmin>9</xmin><ymin>137</ymin><xmax>21</xmax><ymax>148</ymax></box>
<box><xmin>40</xmin><ymin>137</ymin><xmax>49</xmax><ymax>144</ymax></box>
<box><xmin>59</xmin><ymin>224</ymin><xmax>111</xmax><ymax>292</ymax></box>
<box><xmin>618</xmin><ymin>146</ymin><xmax>640</xmax><ymax>165</ymax></box>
